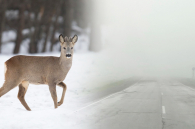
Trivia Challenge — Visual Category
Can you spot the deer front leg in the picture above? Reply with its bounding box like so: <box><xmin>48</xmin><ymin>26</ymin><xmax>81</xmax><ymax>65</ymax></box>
<box><xmin>48</xmin><ymin>83</ymin><xmax>58</xmax><ymax>109</ymax></box>
<box><xmin>57</xmin><ymin>82</ymin><xmax>67</xmax><ymax>106</ymax></box>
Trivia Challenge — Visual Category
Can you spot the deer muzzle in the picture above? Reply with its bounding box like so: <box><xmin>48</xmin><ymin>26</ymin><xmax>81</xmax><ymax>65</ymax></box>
<box><xmin>66</xmin><ymin>54</ymin><xmax>72</xmax><ymax>58</ymax></box>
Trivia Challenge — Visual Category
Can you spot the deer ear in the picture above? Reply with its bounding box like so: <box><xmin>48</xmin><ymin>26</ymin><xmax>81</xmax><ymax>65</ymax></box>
<box><xmin>64</xmin><ymin>36</ymin><xmax>69</xmax><ymax>42</ymax></box>
<box><xmin>59</xmin><ymin>34</ymin><xmax>64</xmax><ymax>44</ymax></box>
<box><xmin>72</xmin><ymin>35</ymin><xmax>78</xmax><ymax>43</ymax></box>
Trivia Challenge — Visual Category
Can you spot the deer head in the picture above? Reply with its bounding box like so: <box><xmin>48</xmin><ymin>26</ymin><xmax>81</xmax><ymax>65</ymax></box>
<box><xmin>59</xmin><ymin>34</ymin><xmax>78</xmax><ymax>59</ymax></box>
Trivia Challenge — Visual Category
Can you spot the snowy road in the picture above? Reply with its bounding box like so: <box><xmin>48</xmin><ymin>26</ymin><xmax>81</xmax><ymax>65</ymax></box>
<box><xmin>67</xmin><ymin>78</ymin><xmax>195</xmax><ymax>129</ymax></box>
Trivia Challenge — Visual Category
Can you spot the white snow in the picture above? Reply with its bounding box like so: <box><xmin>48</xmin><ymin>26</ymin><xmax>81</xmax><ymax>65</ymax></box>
<box><xmin>1</xmin><ymin>30</ymin><xmax>16</xmax><ymax>43</ymax></box>
<box><xmin>0</xmin><ymin>47</ymin><xmax>137</xmax><ymax>128</ymax></box>
<box><xmin>1</xmin><ymin>42</ymin><xmax>15</xmax><ymax>54</ymax></box>
<box><xmin>0</xmin><ymin>52</ymin><xmax>103</xmax><ymax>129</ymax></box>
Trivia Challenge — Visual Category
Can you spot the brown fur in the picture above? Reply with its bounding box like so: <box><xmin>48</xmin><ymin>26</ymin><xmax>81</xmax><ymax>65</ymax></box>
<box><xmin>0</xmin><ymin>34</ymin><xmax>78</xmax><ymax>111</ymax></box>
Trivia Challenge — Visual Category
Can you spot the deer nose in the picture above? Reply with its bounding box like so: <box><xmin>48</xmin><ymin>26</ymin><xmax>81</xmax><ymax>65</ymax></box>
<box><xmin>66</xmin><ymin>54</ymin><xmax>71</xmax><ymax>57</ymax></box>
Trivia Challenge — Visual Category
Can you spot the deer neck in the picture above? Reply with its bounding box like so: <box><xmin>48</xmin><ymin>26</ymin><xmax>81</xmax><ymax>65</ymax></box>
<box><xmin>59</xmin><ymin>52</ymin><xmax>72</xmax><ymax>69</ymax></box>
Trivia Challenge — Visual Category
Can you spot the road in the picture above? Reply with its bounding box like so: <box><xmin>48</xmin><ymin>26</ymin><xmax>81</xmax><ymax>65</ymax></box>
<box><xmin>66</xmin><ymin>78</ymin><xmax>195</xmax><ymax>129</ymax></box>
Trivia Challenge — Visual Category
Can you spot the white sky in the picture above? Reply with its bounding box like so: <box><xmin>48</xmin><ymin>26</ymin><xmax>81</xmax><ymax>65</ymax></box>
<box><xmin>95</xmin><ymin>0</ymin><xmax>195</xmax><ymax>78</ymax></box>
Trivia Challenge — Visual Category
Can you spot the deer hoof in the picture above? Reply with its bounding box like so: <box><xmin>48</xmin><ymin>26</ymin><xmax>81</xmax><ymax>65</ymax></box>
<box><xmin>58</xmin><ymin>102</ymin><xmax>63</xmax><ymax>106</ymax></box>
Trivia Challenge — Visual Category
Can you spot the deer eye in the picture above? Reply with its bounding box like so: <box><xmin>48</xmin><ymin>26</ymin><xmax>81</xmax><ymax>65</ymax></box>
<box><xmin>63</xmin><ymin>47</ymin><xmax>66</xmax><ymax>49</ymax></box>
<box><xmin>71</xmin><ymin>47</ymin><xmax>73</xmax><ymax>49</ymax></box>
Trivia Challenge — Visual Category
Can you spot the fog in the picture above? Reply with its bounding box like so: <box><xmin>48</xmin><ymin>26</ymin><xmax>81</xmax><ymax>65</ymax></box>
<box><xmin>95</xmin><ymin>0</ymin><xmax>195</xmax><ymax>79</ymax></box>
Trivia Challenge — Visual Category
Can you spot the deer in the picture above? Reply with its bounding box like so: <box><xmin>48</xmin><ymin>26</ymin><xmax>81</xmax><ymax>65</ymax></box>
<box><xmin>0</xmin><ymin>34</ymin><xmax>78</xmax><ymax>111</ymax></box>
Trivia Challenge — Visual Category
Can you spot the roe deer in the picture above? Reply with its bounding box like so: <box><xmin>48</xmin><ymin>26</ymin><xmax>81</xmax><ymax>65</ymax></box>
<box><xmin>0</xmin><ymin>34</ymin><xmax>78</xmax><ymax>111</ymax></box>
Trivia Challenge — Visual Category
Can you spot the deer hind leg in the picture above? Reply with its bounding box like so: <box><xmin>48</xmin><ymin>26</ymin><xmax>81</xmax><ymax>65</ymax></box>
<box><xmin>18</xmin><ymin>81</ymin><xmax>31</xmax><ymax>111</ymax></box>
<box><xmin>48</xmin><ymin>83</ymin><xmax>58</xmax><ymax>109</ymax></box>
<box><xmin>57</xmin><ymin>82</ymin><xmax>67</xmax><ymax>106</ymax></box>
<box><xmin>0</xmin><ymin>80</ymin><xmax>20</xmax><ymax>97</ymax></box>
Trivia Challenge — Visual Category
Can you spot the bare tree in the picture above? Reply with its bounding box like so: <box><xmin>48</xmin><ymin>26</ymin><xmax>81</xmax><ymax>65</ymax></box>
<box><xmin>29</xmin><ymin>2</ymin><xmax>44</xmax><ymax>53</ymax></box>
<box><xmin>14</xmin><ymin>0</ymin><xmax>25</xmax><ymax>54</ymax></box>
<box><xmin>41</xmin><ymin>0</ymin><xmax>54</xmax><ymax>52</ymax></box>
<box><xmin>0</xmin><ymin>0</ymin><xmax>87</xmax><ymax>54</ymax></box>
<box><xmin>50</xmin><ymin>0</ymin><xmax>62</xmax><ymax>51</ymax></box>
<box><xmin>0</xmin><ymin>0</ymin><xmax>8</xmax><ymax>53</ymax></box>
<box><xmin>63</xmin><ymin>0</ymin><xmax>74</xmax><ymax>36</ymax></box>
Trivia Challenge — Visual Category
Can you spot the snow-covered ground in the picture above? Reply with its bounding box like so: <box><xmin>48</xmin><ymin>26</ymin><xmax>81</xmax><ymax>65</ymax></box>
<box><xmin>0</xmin><ymin>52</ymin><xmax>102</xmax><ymax>129</ymax></box>
<box><xmin>0</xmin><ymin>49</ymin><xmax>135</xmax><ymax>129</ymax></box>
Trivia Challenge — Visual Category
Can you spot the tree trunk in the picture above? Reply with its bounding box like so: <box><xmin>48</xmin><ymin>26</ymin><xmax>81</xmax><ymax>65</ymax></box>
<box><xmin>50</xmin><ymin>16</ymin><xmax>58</xmax><ymax>52</ymax></box>
<box><xmin>29</xmin><ymin>6</ymin><xmax>44</xmax><ymax>53</ymax></box>
<box><xmin>29</xmin><ymin>13</ymin><xmax>38</xmax><ymax>53</ymax></box>
<box><xmin>0</xmin><ymin>0</ymin><xmax>7</xmax><ymax>53</ymax></box>
<box><xmin>14</xmin><ymin>1</ymin><xmax>25</xmax><ymax>54</ymax></box>
<box><xmin>41</xmin><ymin>15</ymin><xmax>52</xmax><ymax>52</ymax></box>
<box><xmin>50</xmin><ymin>0</ymin><xmax>62</xmax><ymax>52</ymax></box>
<box><xmin>63</xmin><ymin>0</ymin><xmax>73</xmax><ymax>36</ymax></box>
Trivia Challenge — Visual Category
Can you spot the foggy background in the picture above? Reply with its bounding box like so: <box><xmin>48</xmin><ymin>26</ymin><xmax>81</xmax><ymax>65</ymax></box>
<box><xmin>0</xmin><ymin>0</ymin><xmax>195</xmax><ymax>80</ymax></box>
<box><xmin>1</xmin><ymin>1</ymin><xmax>195</xmax><ymax>128</ymax></box>
<box><xmin>95</xmin><ymin>0</ymin><xmax>195</xmax><ymax>79</ymax></box>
